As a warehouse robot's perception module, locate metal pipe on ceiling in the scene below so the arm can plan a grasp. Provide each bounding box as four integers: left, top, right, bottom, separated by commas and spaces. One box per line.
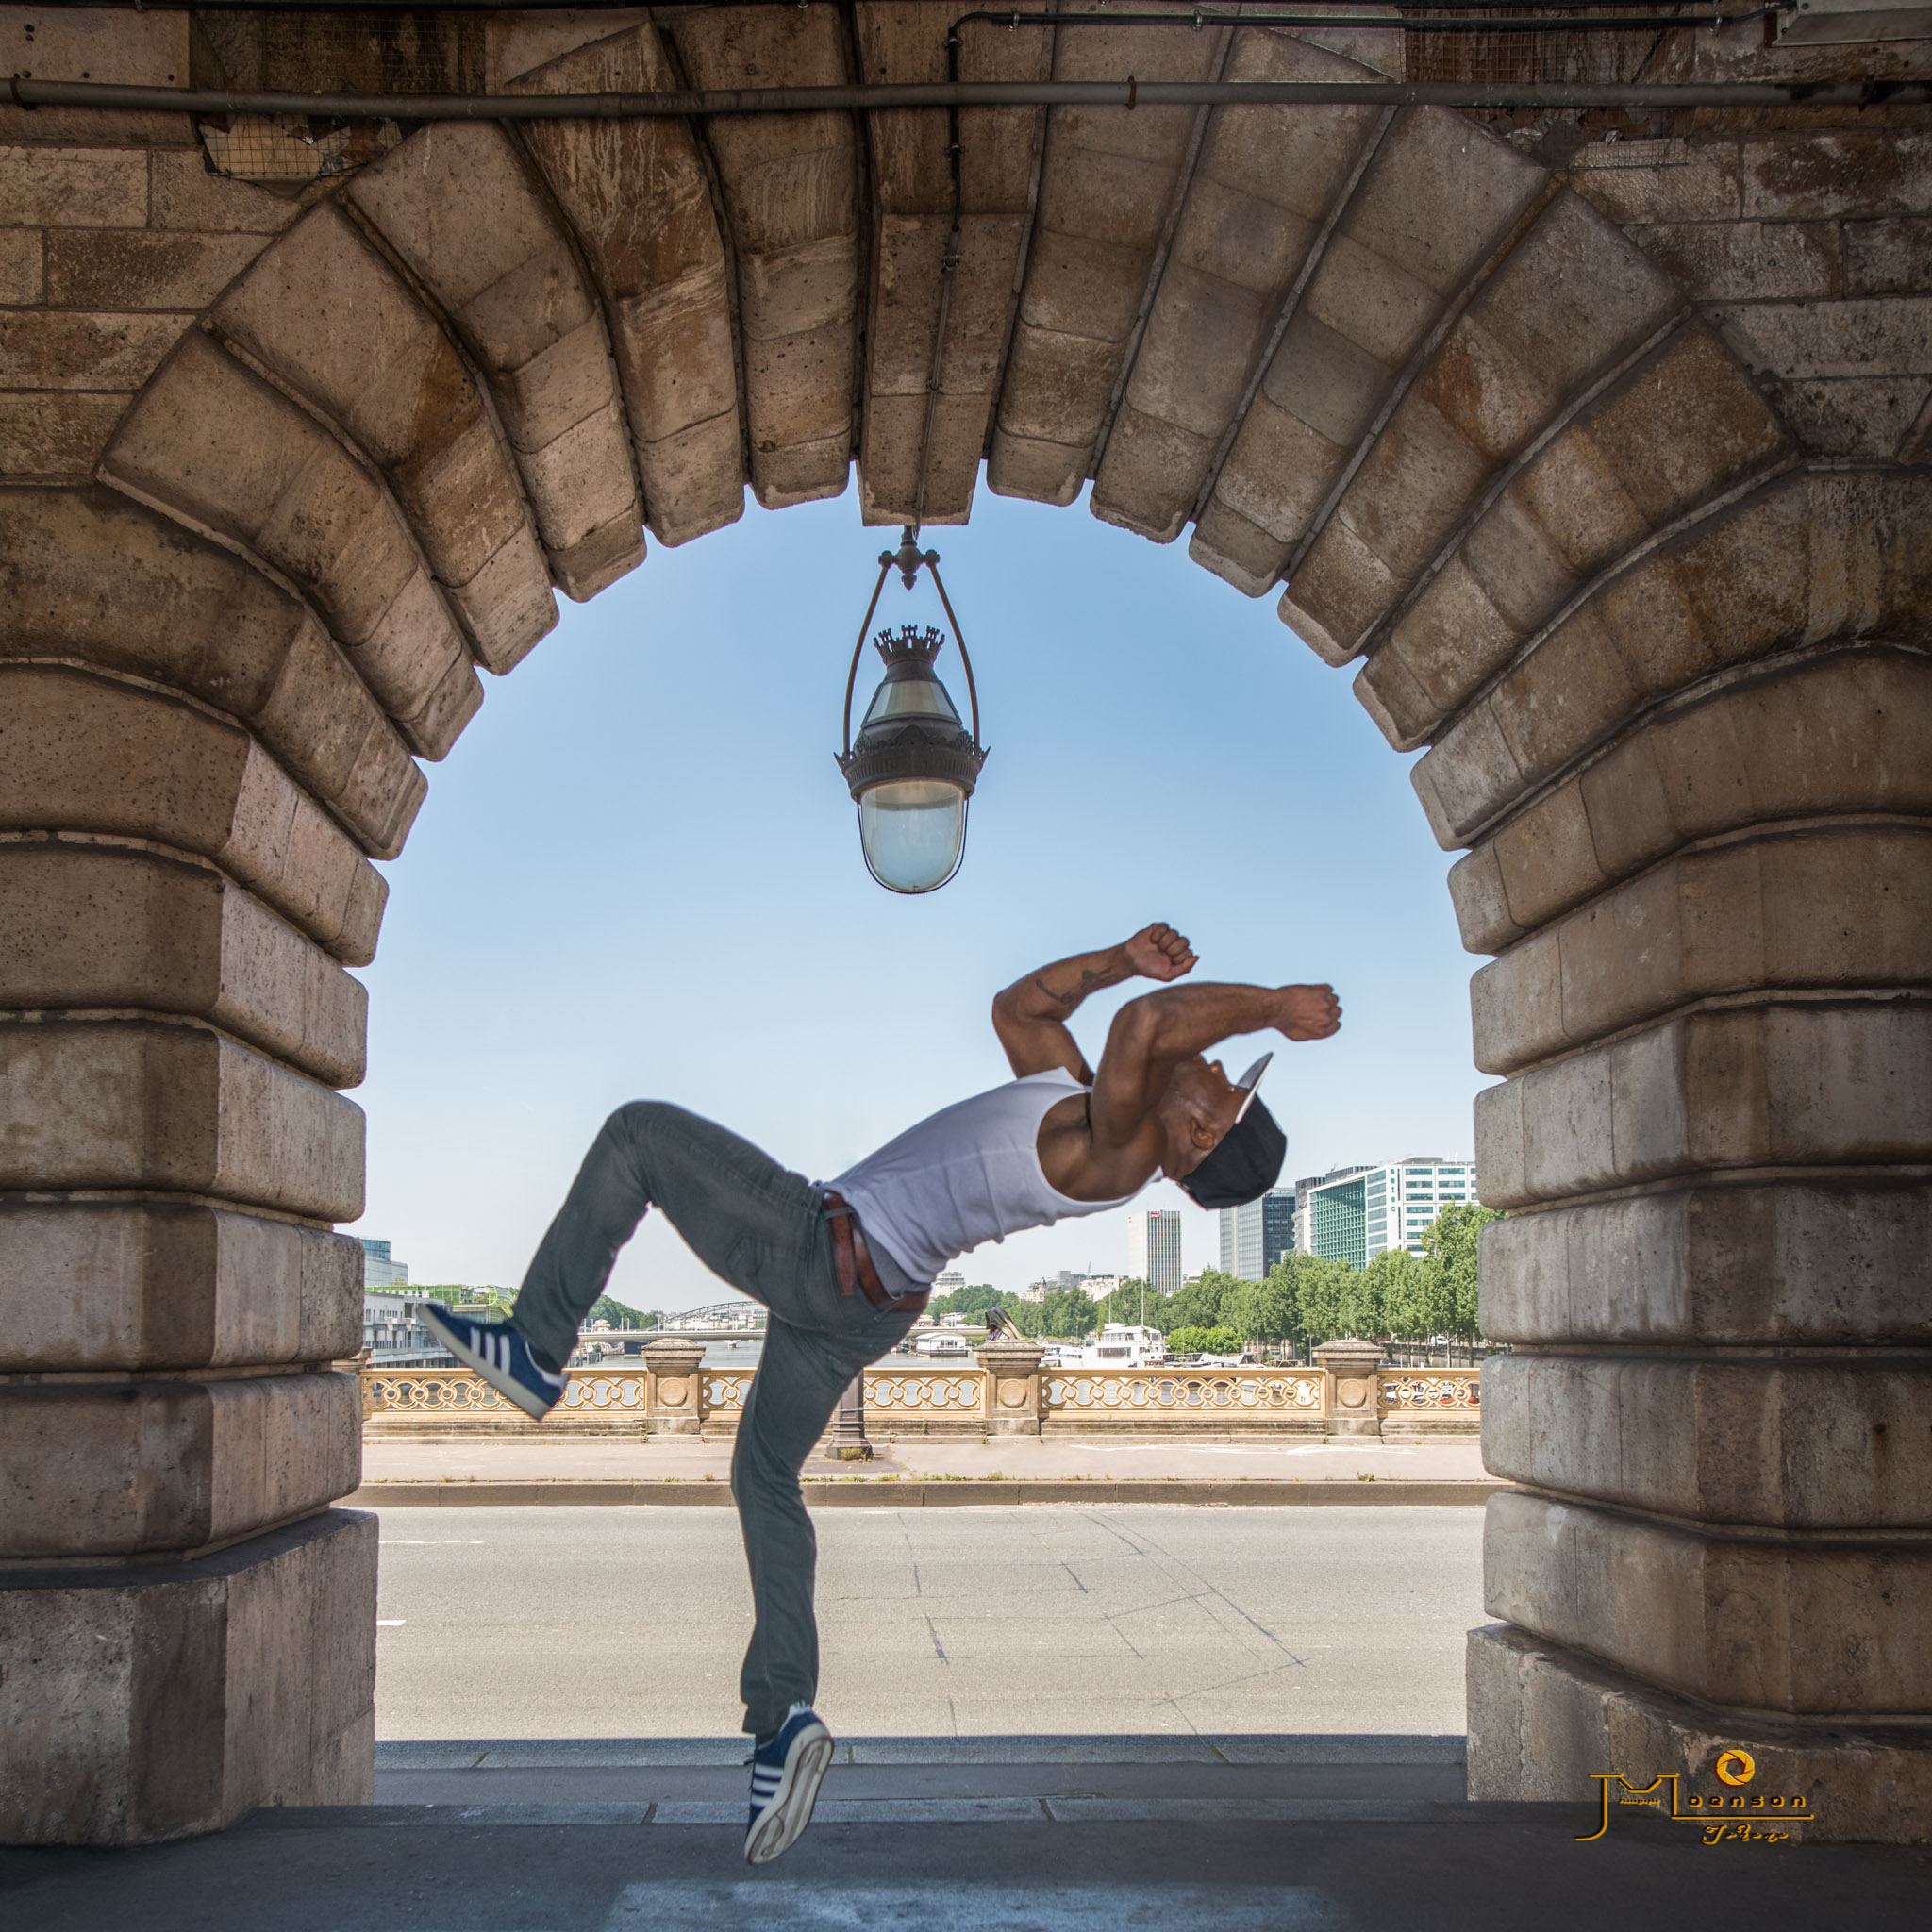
8, 75, 1927, 114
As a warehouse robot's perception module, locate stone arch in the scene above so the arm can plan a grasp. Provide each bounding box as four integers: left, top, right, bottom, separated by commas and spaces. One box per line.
2, 5, 1928, 1846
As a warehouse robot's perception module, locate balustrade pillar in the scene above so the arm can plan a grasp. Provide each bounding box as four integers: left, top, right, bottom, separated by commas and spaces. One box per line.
641, 1336, 708, 1438
976, 1336, 1047, 1437
1314, 1337, 1386, 1439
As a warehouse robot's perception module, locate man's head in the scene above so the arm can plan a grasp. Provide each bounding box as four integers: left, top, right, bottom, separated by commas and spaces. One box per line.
1156, 1057, 1245, 1181
1158, 1055, 1287, 1208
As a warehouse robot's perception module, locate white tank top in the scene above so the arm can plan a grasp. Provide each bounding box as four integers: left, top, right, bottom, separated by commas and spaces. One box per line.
827, 1070, 1139, 1285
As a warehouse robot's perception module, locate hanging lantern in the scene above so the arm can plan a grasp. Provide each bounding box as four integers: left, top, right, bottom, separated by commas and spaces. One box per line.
837, 528, 988, 894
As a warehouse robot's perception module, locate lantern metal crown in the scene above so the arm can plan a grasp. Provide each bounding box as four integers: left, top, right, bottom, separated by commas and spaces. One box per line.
836, 528, 988, 895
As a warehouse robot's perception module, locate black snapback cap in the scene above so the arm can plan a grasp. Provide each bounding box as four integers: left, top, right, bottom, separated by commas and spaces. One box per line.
1176, 1054, 1287, 1210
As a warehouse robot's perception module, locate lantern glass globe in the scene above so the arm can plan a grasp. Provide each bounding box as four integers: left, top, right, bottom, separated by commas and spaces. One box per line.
858, 780, 969, 893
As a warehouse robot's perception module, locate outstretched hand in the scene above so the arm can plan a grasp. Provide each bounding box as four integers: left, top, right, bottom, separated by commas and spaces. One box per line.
1122, 923, 1198, 983
1275, 984, 1342, 1041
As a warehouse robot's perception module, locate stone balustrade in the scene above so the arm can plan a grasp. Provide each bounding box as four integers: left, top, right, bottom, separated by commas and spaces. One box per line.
357, 1337, 1478, 1441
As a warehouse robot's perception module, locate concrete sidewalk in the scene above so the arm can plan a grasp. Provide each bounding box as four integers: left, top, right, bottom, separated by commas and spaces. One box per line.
355, 1435, 1502, 1507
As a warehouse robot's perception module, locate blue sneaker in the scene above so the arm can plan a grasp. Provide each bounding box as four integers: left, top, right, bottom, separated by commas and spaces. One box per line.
744, 1705, 834, 1865
420, 1304, 566, 1421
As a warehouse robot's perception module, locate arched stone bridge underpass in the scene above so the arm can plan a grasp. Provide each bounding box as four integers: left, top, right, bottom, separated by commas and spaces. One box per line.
1, 1, 1928, 1849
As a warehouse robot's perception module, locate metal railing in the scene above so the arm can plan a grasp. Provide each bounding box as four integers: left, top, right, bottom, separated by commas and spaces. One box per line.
359, 1356, 1481, 1434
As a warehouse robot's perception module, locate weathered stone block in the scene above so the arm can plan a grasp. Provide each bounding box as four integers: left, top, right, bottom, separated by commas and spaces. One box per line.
0, 842, 367, 1088
0, 308, 192, 392
0, 1199, 360, 1373
1418, 475, 1932, 844
1740, 130, 1932, 221
1845, 217, 1932, 298
1484, 1489, 1932, 1715
0, 144, 147, 227
1630, 219, 1840, 303
44, 227, 271, 311
0, 664, 389, 958
0, 390, 130, 478
0, 1017, 363, 1221
1483, 1353, 1932, 1530
1568, 136, 1741, 225
147, 149, 302, 236
0, 1372, 360, 1557
0, 225, 42, 304
1467, 1621, 1932, 1843
1447, 647, 1932, 948
1474, 1002, 1932, 1208
1471, 824, 1932, 1074
2, 490, 428, 855
1478, 1181, 1932, 1348
0, 1509, 375, 1843
1712, 295, 1932, 385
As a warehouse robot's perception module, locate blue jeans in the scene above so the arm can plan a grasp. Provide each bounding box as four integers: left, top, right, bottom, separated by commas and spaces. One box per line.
511, 1102, 924, 1736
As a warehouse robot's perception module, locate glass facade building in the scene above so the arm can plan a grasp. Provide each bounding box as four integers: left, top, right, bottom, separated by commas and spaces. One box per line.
1218, 1188, 1298, 1280
1297, 1160, 1476, 1266
359, 1237, 408, 1287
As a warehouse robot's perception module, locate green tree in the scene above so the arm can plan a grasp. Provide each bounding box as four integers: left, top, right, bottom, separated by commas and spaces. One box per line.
1039, 1287, 1098, 1338
1289, 1255, 1353, 1346
1094, 1278, 1156, 1327
1363, 1247, 1428, 1340
999, 1293, 1043, 1337
1418, 1202, 1504, 1341
931, 1282, 1002, 1319
1168, 1324, 1242, 1357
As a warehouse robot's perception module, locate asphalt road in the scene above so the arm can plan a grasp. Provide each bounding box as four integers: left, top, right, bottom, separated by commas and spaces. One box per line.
375, 1504, 1484, 1741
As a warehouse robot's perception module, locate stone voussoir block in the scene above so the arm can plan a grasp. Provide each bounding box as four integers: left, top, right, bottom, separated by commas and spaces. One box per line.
1363, 323, 1790, 751
0, 1016, 364, 1223
1477, 1180, 1932, 1348
508, 25, 746, 547
0, 1371, 361, 1558
0, 1199, 360, 1373
1483, 1487, 1932, 1716
345, 122, 645, 575
1466, 1620, 1932, 1843
103, 337, 476, 753
1446, 645, 1932, 951
0, 491, 426, 857
0, 1508, 375, 1844
1474, 999, 1932, 1209
1415, 471, 1932, 846
0, 841, 367, 1089
0, 665, 389, 962
211, 201, 558, 673
1482, 1352, 1932, 1531
1470, 823, 1932, 1074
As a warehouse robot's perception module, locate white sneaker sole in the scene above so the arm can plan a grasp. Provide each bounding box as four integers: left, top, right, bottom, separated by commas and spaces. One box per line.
421, 1308, 560, 1422
744, 1727, 834, 1866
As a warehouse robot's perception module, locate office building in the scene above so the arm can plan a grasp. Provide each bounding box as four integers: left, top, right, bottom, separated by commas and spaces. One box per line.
933, 1270, 967, 1302
1218, 1188, 1297, 1280
360, 1237, 408, 1287
1296, 1159, 1477, 1268
361, 1288, 450, 1363
1126, 1209, 1183, 1296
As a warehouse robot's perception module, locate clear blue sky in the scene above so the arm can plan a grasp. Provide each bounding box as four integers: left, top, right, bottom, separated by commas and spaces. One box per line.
347, 478, 1490, 1312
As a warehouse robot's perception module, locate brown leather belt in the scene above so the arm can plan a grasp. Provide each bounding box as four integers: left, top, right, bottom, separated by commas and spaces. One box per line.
824, 1191, 929, 1315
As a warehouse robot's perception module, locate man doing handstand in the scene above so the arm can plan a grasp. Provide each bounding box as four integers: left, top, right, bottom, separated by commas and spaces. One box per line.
424, 925, 1341, 1864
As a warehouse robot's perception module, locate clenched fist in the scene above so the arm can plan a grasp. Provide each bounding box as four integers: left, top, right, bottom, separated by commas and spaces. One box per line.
1122, 923, 1198, 983
1274, 984, 1342, 1041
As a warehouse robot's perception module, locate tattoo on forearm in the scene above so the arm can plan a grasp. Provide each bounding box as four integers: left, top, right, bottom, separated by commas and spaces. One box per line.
1034, 966, 1109, 1009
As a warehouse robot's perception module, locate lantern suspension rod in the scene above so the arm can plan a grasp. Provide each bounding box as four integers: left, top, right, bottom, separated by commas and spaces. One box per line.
10, 74, 1929, 116
924, 560, 982, 753
841, 556, 896, 763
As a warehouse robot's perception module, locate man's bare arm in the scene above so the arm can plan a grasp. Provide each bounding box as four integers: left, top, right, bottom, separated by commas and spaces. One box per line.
991, 924, 1198, 1079
1079, 981, 1343, 1184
